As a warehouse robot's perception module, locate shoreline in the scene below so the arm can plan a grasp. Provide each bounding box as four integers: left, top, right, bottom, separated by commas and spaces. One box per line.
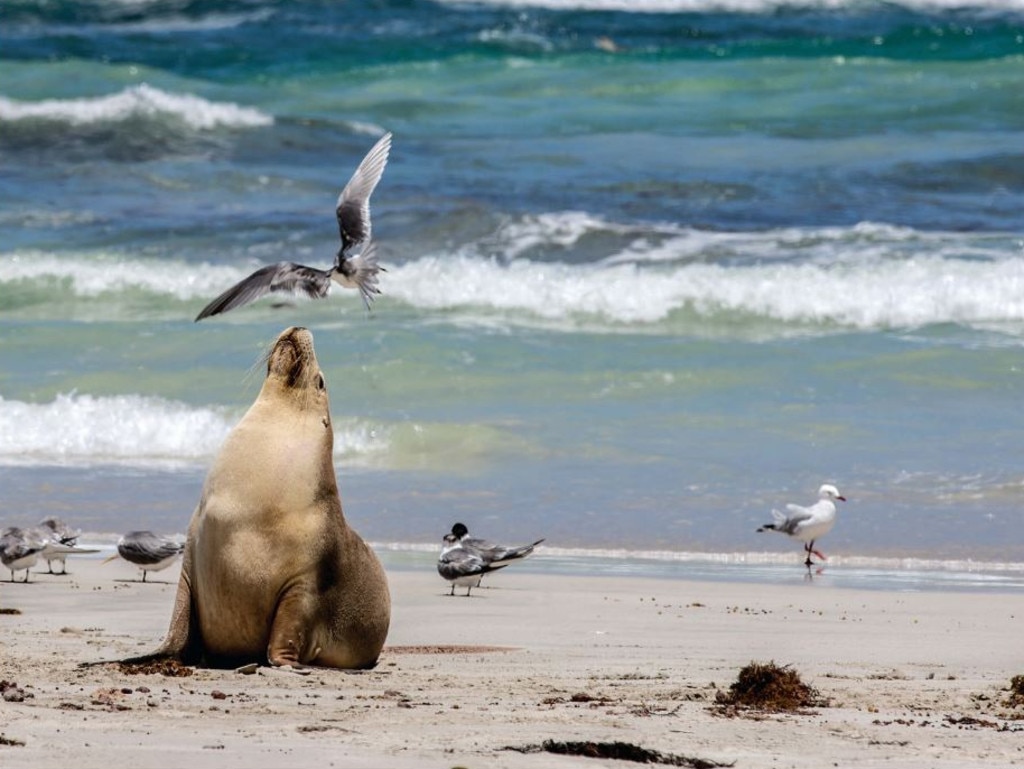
2, 558, 1022, 768
41, 542, 1024, 596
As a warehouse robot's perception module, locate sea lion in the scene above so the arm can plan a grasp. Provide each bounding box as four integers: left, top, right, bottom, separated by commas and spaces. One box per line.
131, 326, 390, 669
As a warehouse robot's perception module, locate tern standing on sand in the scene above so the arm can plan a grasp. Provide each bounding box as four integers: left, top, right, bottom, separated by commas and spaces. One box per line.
437, 533, 507, 597
1, 527, 46, 583
195, 132, 392, 319
450, 522, 544, 586
37, 516, 99, 574
757, 484, 846, 567
105, 531, 184, 582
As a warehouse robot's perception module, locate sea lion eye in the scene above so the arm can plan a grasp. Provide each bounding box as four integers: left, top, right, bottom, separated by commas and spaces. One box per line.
317, 374, 326, 391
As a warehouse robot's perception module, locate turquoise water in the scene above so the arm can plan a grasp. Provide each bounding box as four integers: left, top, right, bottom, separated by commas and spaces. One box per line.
3, 0, 1024, 584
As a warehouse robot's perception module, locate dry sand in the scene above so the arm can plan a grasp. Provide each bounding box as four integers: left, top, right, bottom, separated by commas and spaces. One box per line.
1, 556, 1022, 768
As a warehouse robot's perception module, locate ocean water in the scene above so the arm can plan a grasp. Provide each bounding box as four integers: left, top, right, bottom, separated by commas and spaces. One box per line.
3, 0, 1024, 589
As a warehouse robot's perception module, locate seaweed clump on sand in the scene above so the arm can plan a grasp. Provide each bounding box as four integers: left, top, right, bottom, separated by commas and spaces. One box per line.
118, 658, 194, 677
506, 740, 733, 768
713, 661, 826, 717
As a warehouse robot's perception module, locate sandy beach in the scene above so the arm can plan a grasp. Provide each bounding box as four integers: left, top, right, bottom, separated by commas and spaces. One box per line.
1, 557, 1021, 769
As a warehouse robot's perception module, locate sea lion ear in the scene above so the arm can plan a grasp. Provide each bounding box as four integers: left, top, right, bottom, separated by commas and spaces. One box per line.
317, 373, 326, 391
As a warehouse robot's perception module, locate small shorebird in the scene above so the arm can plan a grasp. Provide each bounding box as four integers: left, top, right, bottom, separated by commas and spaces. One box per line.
757, 484, 846, 567
437, 533, 507, 597
104, 530, 184, 582
37, 517, 98, 574
195, 132, 391, 320
451, 521, 544, 566
1, 527, 46, 583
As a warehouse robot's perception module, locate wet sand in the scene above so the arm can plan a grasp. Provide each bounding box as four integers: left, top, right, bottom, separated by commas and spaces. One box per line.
1, 557, 1022, 768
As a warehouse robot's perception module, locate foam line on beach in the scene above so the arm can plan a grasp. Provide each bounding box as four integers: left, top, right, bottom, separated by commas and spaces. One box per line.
27, 539, 1024, 593
369, 541, 1024, 575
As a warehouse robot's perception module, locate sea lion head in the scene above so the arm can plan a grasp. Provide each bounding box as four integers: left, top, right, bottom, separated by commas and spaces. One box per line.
262, 327, 330, 414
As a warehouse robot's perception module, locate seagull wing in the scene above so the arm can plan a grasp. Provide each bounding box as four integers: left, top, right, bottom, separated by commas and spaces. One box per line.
335, 132, 392, 257
779, 504, 816, 534
195, 262, 332, 321
461, 535, 497, 552
38, 517, 79, 545
437, 547, 486, 581
437, 546, 508, 581
118, 532, 183, 565
463, 538, 546, 565
1, 529, 45, 561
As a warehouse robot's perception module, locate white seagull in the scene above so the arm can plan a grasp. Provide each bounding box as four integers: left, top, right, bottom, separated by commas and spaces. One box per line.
103, 530, 184, 582
1, 527, 46, 583
757, 484, 846, 567
437, 533, 507, 597
195, 131, 392, 320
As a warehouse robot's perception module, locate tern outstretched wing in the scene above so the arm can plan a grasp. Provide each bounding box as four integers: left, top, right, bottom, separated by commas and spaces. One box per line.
195, 262, 332, 321
335, 132, 392, 257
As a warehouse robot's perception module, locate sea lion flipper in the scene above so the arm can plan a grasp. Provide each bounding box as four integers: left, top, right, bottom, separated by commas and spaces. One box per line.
107, 557, 199, 666
79, 522, 199, 669
156, 556, 198, 659
266, 584, 314, 668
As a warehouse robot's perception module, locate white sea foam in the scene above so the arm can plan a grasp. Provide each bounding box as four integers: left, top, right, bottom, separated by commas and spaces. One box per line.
477, 27, 557, 52
387, 244, 1024, 331
0, 84, 272, 130
345, 120, 390, 137
48, 540, 1024, 589
99, 9, 275, 33
0, 393, 388, 468
486, 210, 642, 259
369, 542, 1024, 591
0, 393, 233, 468
528, 547, 1024, 574
7, 221, 1024, 335
0, 251, 246, 300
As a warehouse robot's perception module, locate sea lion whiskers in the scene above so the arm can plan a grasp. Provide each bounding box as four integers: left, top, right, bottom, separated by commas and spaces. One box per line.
242, 343, 277, 391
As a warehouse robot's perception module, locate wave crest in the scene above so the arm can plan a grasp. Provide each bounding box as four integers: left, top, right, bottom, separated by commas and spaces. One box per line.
0, 393, 386, 469
7, 219, 1024, 338
386, 219, 1024, 332
0, 84, 272, 130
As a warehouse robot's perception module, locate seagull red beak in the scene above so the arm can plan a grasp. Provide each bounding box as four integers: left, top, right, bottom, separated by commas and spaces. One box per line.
837, 495, 847, 502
